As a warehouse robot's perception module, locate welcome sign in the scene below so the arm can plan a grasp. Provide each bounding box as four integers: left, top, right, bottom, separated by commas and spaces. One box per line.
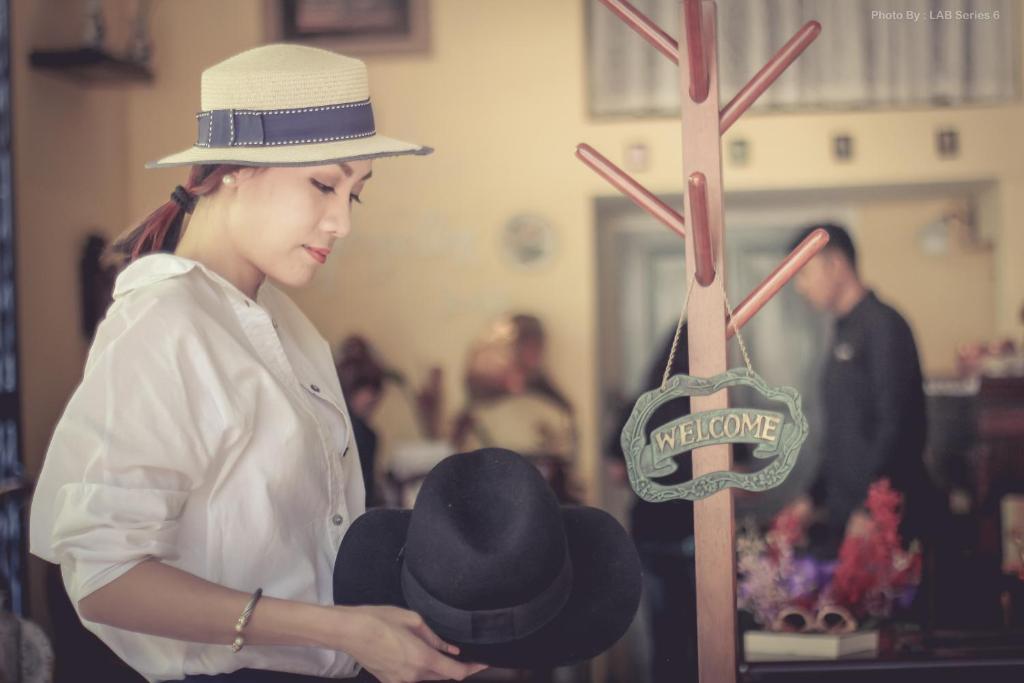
651, 409, 784, 460
621, 368, 808, 501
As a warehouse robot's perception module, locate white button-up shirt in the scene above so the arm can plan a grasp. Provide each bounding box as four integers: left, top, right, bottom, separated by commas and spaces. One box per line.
29, 254, 365, 682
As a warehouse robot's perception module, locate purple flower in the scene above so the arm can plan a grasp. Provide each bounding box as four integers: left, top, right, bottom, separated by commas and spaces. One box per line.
785, 556, 820, 597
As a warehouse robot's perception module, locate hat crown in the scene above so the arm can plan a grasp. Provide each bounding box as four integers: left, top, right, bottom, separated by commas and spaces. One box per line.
149, 43, 430, 167
405, 449, 568, 611
200, 43, 369, 111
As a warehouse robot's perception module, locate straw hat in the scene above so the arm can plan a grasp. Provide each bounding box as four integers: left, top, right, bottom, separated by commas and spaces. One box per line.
147, 43, 431, 168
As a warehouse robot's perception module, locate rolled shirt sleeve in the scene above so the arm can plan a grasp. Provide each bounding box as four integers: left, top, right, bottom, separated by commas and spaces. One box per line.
32, 293, 234, 605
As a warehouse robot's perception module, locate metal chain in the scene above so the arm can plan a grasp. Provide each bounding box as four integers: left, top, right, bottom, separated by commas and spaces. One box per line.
722, 280, 754, 374
660, 271, 756, 391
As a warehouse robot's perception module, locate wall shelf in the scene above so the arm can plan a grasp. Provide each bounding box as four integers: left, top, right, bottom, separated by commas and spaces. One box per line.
29, 47, 152, 84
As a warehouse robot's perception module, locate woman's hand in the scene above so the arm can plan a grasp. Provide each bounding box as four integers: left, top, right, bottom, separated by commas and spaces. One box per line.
329, 605, 487, 682
777, 495, 814, 529
844, 509, 874, 539
72, 560, 485, 681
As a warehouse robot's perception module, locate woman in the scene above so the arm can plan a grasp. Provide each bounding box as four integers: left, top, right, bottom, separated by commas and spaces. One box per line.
29, 44, 486, 683
453, 315, 579, 504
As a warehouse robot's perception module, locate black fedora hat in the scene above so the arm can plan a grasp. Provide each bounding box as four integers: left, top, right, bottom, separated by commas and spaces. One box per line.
333, 448, 642, 669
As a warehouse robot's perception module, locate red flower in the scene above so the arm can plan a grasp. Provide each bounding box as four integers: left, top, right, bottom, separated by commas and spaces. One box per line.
828, 478, 917, 617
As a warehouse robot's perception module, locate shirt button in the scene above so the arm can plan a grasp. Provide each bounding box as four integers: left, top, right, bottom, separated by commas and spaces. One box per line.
310, 384, 320, 393
332, 514, 344, 526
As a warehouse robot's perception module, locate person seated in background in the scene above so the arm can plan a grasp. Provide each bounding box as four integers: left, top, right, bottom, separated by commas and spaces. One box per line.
781, 223, 944, 561
453, 314, 580, 503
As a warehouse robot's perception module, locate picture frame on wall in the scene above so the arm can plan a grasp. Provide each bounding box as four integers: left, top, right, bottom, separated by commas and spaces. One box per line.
266, 0, 430, 55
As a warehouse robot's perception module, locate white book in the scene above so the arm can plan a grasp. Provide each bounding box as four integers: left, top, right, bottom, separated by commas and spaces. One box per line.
1002, 494, 1024, 575
744, 629, 880, 661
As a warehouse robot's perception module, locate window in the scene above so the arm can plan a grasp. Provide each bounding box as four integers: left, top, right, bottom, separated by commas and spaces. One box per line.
588, 0, 1020, 117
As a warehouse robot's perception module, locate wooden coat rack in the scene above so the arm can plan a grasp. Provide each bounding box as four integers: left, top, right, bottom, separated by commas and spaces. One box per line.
579, 2, 827, 681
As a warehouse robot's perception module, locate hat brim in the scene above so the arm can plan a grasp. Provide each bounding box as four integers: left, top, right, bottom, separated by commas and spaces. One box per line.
145, 134, 432, 169
333, 505, 642, 670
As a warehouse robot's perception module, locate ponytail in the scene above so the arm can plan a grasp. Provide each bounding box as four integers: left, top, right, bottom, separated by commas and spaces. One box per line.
108, 164, 243, 269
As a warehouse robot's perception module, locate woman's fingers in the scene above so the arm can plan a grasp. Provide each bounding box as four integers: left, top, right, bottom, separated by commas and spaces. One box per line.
411, 618, 460, 655
423, 650, 487, 681
357, 606, 487, 681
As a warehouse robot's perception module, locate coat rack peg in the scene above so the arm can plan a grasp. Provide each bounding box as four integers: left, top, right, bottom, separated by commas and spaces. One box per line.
688, 172, 715, 286
598, 0, 679, 64
726, 228, 830, 339
576, 143, 686, 238
684, 0, 710, 103
719, 21, 821, 133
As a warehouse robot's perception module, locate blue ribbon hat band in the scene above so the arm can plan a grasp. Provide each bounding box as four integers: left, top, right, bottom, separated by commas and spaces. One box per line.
196, 99, 376, 148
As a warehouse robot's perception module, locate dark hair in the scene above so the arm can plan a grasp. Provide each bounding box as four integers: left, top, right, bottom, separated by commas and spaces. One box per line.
336, 336, 384, 396
510, 314, 575, 413
790, 222, 857, 271
107, 164, 245, 268
510, 314, 544, 346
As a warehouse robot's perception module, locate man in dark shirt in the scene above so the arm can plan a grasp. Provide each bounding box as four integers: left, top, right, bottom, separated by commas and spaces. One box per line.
788, 223, 935, 555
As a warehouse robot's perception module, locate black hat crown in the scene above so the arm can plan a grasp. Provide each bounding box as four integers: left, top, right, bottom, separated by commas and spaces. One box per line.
403, 449, 572, 643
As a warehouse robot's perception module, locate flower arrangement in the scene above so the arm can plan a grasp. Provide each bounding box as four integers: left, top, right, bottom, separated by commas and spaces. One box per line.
738, 478, 922, 631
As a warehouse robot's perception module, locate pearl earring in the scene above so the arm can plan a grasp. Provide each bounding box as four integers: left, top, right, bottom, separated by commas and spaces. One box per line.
222, 174, 236, 185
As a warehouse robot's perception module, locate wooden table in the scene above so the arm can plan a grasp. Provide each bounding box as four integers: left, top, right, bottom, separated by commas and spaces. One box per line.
739, 628, 1024, 683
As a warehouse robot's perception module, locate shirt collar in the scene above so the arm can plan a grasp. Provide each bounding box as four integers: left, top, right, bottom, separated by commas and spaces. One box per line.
835, 289, 877, 327
113, 253, 267, 305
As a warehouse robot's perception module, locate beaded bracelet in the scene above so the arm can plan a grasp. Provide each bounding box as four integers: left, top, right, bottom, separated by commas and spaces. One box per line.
230, 588, 263, 653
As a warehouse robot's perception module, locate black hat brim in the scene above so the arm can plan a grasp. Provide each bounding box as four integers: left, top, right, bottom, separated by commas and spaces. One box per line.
333, 505, 641, 669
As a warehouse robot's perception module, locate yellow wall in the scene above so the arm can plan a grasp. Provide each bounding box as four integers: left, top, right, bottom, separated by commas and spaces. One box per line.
857, 195, 996, 377
14, 0, 1024, 625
